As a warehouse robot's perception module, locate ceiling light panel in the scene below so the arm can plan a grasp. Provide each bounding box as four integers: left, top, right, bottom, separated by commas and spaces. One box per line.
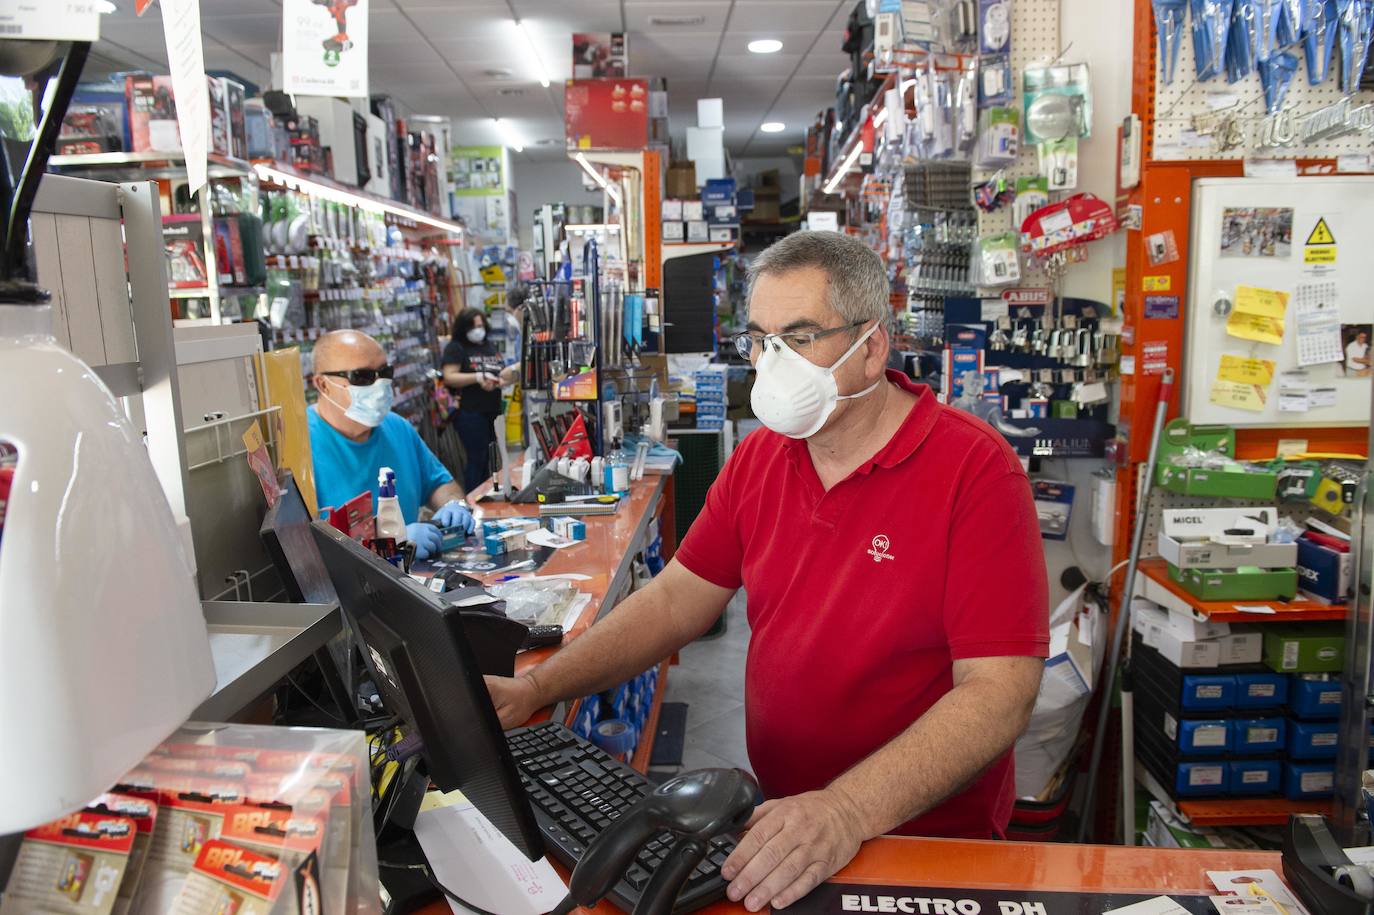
747, 38, 783, 53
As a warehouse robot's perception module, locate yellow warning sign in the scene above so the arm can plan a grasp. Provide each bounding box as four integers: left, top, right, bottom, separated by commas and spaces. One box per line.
1306, 217, 1335, 246
1305, 246, 1338, 265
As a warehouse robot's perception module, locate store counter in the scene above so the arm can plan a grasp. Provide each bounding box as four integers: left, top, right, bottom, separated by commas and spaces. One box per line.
465, 471, 672, 680
416, 837, 1282, 914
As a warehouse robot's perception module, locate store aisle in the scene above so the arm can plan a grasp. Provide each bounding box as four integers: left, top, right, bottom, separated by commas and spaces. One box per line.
661, 591, 752, 774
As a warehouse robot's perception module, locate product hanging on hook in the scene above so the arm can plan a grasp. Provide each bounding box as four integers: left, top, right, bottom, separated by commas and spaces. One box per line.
1337, 0, 1374, 92
1192, 0, 1235, 80
1154, 0, 1189, 83
1258, 49, 1300, 111
1227, 0, 1261, 81
1257, 0, 1285, 59
1303, 0, 1339, 83
1278, 0, 1307, 43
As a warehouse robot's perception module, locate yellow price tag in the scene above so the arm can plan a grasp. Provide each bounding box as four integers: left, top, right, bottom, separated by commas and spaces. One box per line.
1226, 311, 1285, 345
1233, 285, 1289, 318
1209, 379, 1268, 412
1143, 275, 1171, 292
1217, 354, 1276, 386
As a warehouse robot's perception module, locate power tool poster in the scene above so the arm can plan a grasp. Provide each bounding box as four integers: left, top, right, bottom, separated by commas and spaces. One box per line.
282, 0, 369, 98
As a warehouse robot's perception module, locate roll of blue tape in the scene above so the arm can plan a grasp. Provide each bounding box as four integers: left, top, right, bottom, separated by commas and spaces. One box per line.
593, 719, 637, 757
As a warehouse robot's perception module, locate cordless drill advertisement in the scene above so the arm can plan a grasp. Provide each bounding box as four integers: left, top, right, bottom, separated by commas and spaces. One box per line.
282, 0, 369, 98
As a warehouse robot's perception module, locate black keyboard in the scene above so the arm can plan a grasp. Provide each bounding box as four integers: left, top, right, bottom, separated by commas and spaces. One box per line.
506, 721, 736, 914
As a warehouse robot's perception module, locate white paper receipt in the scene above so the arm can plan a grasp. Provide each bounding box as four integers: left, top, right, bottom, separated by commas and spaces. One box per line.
1209, 896, 1285, 914
1102, 896, 1191, 915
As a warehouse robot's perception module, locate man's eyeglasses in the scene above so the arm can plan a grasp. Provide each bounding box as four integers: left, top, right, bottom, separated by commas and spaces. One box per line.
318, 365, 395, 386
730, 321, 868, 360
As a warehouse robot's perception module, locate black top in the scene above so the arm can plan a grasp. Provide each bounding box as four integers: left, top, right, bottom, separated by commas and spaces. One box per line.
442, 338, 505, 416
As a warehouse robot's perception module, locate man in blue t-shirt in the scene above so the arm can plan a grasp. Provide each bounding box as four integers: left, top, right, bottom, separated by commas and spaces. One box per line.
307, 330, 474, 559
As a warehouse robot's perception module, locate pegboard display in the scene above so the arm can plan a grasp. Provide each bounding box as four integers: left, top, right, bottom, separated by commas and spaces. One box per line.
1150, 22, 1374, 160
1137, 485, 1332, 560
975, 0, 1061, 287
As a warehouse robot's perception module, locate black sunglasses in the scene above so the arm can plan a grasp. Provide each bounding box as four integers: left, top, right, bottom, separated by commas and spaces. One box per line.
319, 365, 395, 386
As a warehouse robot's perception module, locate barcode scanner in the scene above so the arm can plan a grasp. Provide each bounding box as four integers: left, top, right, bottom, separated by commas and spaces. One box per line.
569, 768, 759, 915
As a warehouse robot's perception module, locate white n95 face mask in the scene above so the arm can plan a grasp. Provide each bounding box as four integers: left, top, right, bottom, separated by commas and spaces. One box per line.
750, 321, 881, 439
466, 327, 487, 344
323, 378, 394, 428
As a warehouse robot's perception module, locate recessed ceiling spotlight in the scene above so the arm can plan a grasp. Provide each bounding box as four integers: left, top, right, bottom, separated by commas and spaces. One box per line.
760, 121, 786, 133
748, 39, 783, 54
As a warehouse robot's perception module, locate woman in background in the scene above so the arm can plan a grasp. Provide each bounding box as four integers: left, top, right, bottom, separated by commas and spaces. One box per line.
441, 308, 518, 492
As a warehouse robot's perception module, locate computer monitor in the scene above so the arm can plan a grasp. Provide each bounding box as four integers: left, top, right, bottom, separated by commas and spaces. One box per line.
308, 519, 545, 860
260, 472, 338, 605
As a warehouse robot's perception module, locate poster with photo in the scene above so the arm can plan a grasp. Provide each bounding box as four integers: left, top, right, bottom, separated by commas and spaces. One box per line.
572, 33, 627, 79
1219, 207, 1293, 258
1343, 324, 1372, 377
450, 146, 505, 196
282, 0, 369, 98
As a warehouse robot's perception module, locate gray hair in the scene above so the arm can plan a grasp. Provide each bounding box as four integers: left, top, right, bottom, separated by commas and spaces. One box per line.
746, 230, 890, 325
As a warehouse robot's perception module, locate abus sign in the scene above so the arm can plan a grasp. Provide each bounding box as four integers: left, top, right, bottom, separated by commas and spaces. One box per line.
1001, 288, 1052, 308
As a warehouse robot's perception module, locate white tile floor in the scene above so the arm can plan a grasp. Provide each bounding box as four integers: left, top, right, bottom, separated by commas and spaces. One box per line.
655, 592, 753, 775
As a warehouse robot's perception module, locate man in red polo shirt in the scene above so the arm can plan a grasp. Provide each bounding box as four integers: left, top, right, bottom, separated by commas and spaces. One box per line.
486, 231, 1048, 911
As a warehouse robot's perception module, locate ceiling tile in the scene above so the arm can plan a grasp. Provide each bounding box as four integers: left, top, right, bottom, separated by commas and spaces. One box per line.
622, 1, 732, 33
199, 16, 279, 46
201, 0, 287, 14
711, 51, 801, 80
728, 2, 843, 33
369, 7, 427, 44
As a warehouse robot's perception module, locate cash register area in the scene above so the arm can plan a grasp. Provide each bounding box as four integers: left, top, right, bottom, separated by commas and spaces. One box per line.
6, 1, 1374, 915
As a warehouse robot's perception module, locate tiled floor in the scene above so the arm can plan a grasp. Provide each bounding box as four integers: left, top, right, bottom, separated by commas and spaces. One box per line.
654, 591, 753, 775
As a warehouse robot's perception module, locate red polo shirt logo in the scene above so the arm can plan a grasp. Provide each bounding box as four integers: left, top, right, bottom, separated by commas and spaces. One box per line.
867, 534, 893, 562
676, 370, 1049, 839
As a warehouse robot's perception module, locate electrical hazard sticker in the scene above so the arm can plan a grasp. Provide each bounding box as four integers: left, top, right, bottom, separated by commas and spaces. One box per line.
1304, 217, 1337, 267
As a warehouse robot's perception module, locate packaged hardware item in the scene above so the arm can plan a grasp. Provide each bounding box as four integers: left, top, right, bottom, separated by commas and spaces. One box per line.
1039, 136, 1078, 190
1192, 0, 1235, 80
1304, 0, 1339, 83
168, 840, 287, 915
0, 810, 136, 915
1258, 50, 1298, 113
979, 52, 1014, 107
1154, 0, 1189, 83
975, 107, 1019, 167
973, 232, 1022, 287
1022, 61, 1092, 144
86, 794, 159, 915
979, 0, 1012, 52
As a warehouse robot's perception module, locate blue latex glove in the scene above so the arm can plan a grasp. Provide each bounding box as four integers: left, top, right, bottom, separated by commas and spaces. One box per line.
406, 522, 443, 560
432, 500, 476, 533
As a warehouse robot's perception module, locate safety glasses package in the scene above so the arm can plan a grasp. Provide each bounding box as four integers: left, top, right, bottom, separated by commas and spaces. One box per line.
1304, 0, 1339, 83
1154, 0, 1189, 83
1227, 0, 1260, 81
1258, 49, 1299, 112
1193, 0, 1235, 80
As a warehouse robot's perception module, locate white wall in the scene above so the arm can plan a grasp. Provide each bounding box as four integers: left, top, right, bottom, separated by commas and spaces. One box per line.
733, 156, 801, 201
508, 158, 607, 251
1041, 0, 1135, 606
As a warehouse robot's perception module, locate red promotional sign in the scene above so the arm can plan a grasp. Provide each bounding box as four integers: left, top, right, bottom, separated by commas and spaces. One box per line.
565, 79, 649, 150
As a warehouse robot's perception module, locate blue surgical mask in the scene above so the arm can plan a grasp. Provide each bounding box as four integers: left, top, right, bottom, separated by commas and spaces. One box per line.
324, 378, 393, 428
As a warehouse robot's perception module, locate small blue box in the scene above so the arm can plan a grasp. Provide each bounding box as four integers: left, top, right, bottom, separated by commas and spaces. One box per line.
482, 532, 507, 556
1290, 677, 1342, 719
1229, 760, 1282, 795
701, 178, 737, 204
1173, 761, 1229, 796
1297, 536, 1349, 603
1181, 675, 1235, 711
1284, 761, 1334, 799
1288, 719, 1340, 759
1175, 718, 1231, 755
1234, 672, 1288, 709
1230, 717, 1285, 755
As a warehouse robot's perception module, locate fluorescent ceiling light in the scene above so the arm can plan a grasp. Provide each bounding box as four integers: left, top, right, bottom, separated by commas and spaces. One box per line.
760, 121, 786, 133
748, 39, 783, 54
493, 117, 524, 152
823, 142, 864, 195
514, 20, 552, 88
252, 163, 464, 235
574, 153, 622, 206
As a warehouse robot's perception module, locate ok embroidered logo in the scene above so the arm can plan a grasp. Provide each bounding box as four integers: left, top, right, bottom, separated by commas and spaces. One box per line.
867, 534, 894, 563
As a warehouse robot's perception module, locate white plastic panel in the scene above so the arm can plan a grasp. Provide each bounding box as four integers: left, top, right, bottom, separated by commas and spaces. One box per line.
1183, 175, 1374, 427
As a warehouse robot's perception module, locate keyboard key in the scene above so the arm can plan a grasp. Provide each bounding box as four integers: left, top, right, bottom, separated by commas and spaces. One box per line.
579, 760, 608, 778
624, 866, 651, 890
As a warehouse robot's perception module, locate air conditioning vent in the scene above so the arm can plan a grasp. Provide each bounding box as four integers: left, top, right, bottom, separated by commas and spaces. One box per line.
648, 14, 706, 26
498, 88, 526, 96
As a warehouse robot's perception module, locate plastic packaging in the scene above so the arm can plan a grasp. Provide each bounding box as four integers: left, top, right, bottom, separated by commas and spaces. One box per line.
1040, 136, 1079, 189
979, 52, 1014, 107
1023, 62, 1092, 143
1192, 0, 1236, 80
1279, 0, 1307, 42
1338, 0, 1374, 92
980, 0, 1012, 52
975, 107, 1020, 167
973, 232, 1023, 286
929, 58, 956, 159
1258, 0, 1285, 58
375, 467, 406, 545
488, 577, 583, 626
1228, 0, 1261, 80
953, 55, 979, 159
1259, 50, 1300, 112
1154, 0, 1189, 83
1304, 0, 1339, 83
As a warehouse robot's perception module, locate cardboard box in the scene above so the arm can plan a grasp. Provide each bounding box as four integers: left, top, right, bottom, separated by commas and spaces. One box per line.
708, 226, 737, 243
682, 199, 705, 221
1220, 630, 1264, 665
686, 220, 709, 242
1133, 600, 1230, 641
662, 198, 684, 220
1149, 626, 1222, 669
1167, 564, 1298, 602
564, 78, 649, 150
1263, 623, 1346, 673
1159, 532, 1298, 570
1296, 536, 1352, 604
707, 203, 738, 224
666, 162, 696, 198
662, 221, 684, 241
701, 177, 736, 204
1154, 420, 1278, 499
1146, 801, 1230, 849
